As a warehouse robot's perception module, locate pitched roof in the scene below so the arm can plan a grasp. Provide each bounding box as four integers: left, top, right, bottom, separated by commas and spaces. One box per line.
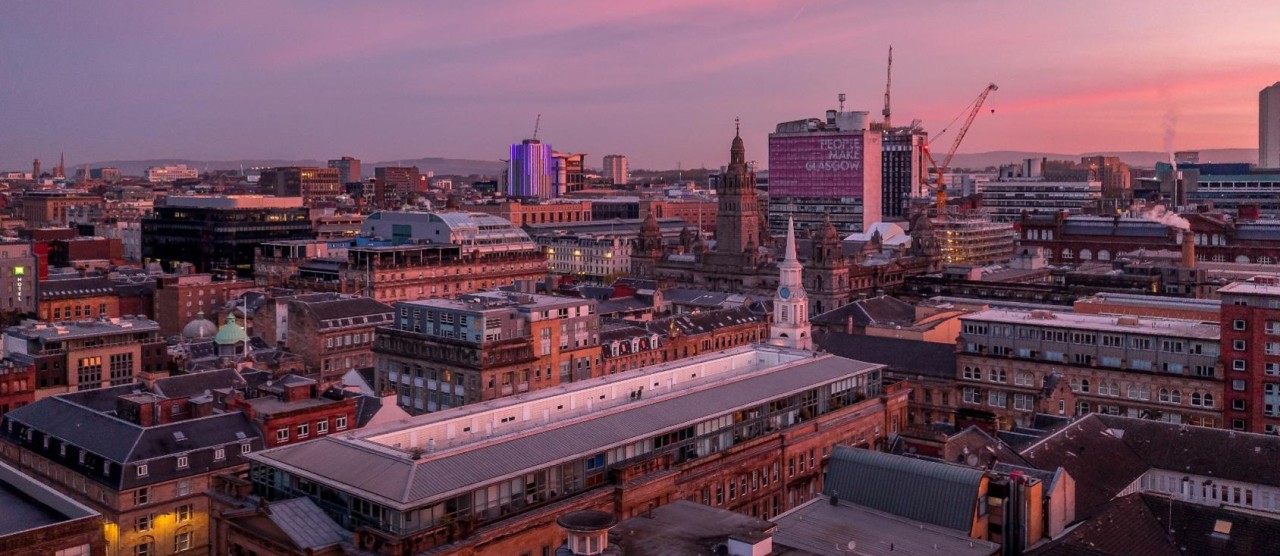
644, 305, 764, 336
1019, 414, 1152, 519
1095, 414, 1280, 489
151, 369, 245, 399
773, 496, 999, 556
822, 446, 985, 532
813, 331, 956, 380
811, 295, 917, 327
38, 277, 116, 300
265, 497, 351, 551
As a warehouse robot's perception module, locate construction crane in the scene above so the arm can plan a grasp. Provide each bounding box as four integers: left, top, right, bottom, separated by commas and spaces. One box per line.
921, 82, 998, 214
532, 114, 542, 140
882, 46, 892, 127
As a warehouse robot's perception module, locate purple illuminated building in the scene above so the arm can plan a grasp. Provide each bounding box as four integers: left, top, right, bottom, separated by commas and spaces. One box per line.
767, 110, 882, 236
507, 139, 556, 199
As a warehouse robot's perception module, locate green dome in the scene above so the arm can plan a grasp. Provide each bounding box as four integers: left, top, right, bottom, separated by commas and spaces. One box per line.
214, 313, 248, 346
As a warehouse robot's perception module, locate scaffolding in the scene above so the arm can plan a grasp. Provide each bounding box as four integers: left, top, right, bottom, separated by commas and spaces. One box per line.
933, 208, 1016, 265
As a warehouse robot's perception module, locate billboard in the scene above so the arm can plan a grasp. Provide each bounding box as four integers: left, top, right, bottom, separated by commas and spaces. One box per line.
767, 133, 865, 199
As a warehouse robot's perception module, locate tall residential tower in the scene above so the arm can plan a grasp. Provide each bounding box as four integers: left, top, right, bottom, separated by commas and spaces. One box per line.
1261, 82, 1280, 168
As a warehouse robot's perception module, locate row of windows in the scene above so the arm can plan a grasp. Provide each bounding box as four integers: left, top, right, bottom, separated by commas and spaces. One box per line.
275, 415, 349, 443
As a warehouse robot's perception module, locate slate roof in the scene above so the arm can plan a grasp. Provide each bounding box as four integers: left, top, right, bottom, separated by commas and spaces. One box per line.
662, 288, 755, 309
1094, 414, 1280, 488
822, 446, 984, 533
1029, 493, 1280, 556
773, 497, 1000, 556
39, 277, 116, 300
290, 293, 393, 329
811, 295, 917, 327
151, 369, 245, 399
813, 331, 956, 380
644, 305, 764, 336
1019, 414, 1158, 519
265, 497, 351, 551
249, 353, 884, 510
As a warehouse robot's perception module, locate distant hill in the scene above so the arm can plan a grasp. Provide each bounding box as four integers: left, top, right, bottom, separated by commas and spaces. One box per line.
82, 157, 504, 179
949, 148, 1258, 170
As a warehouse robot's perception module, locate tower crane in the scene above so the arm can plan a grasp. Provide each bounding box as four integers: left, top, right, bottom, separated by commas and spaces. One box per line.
921, 82, 998, 215
533, 114, 542, 140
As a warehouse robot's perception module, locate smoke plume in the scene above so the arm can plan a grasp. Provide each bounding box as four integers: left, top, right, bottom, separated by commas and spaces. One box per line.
1139, 204, 1190, 231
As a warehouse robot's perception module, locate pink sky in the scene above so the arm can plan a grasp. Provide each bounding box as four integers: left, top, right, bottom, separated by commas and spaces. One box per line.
1, 1, 1277, 170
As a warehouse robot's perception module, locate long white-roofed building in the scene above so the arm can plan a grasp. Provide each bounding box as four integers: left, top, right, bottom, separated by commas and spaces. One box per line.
230, 344, 907, 555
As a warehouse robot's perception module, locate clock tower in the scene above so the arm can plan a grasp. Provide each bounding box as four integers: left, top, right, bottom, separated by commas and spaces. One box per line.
770, 216, 812, 350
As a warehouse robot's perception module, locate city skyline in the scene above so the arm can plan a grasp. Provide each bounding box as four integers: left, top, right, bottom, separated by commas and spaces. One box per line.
2, 1, 1277, 170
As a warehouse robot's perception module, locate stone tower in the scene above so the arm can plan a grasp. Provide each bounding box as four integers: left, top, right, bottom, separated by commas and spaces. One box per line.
714, 121, 761, 261
806, 214, 850, 316
770, 217, 812, 350
631, 211, 664, 276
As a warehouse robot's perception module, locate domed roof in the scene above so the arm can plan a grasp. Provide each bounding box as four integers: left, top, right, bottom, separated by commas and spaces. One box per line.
214, 313, 248, 346
182, 311, 218, 340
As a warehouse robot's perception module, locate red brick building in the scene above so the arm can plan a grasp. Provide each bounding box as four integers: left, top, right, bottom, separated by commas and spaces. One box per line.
1018, 211, 1280, 265
0, 359, 34, 416
600, 305, 768, 375
153, 273, 255, 337
1219, 281, 1280, 434
38, 276, 121, 322
223, 374, 358, 449
253, 293, 392, 383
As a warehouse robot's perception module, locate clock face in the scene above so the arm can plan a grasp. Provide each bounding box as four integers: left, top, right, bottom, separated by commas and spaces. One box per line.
779, 287, 790, 299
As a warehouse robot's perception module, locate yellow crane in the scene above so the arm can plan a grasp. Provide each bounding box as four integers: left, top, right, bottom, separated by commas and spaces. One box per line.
922, 82, 998, 215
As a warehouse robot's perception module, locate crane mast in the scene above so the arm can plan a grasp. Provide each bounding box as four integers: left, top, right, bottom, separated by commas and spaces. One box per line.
882, 46, 892, 127
924, 82, 998, 215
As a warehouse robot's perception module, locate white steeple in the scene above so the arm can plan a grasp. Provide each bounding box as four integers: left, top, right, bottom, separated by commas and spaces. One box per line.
770, 217, 812, 350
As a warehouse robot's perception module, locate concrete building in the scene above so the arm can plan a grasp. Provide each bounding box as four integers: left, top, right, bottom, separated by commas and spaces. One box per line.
539, 231, 633, 283
553, 151, 586, 195
956, 308, 1222, 429
768, 109, 883, 235
142, 195, 314, 277
4, 316, 167, 398
1153, 160, 1280, 213
374, 291, 601, 413
258, 167, 343, 206
373, 166, 421, 209
881, 124, 927, 220
359, 211, 535, 252
145, 164, 198, 183
253, 239, 351, 287
0, 241, 36, 318
508, 139, 555, 199
327, 156, 361, 185
1262, 82, 1280, 168
236, 344, 905, 554
23, 190, 104, 227
91, 166, 122, 182
0, 460, 105, 555
982, 159, 1102, 222
467, 198, 592, 227
1218, 280, 1280, 434
602, 154, 628, 185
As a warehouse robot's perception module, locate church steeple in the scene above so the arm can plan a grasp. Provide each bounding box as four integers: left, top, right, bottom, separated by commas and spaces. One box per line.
770, 217, 812, 350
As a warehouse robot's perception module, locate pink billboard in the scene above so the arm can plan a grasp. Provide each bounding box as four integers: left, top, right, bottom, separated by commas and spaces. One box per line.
767, 133, 865, 199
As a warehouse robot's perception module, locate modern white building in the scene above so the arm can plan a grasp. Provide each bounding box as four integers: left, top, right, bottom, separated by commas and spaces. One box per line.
145, 164, 199, 183
1262, 82, 1280, 168
603, 154, 628, 185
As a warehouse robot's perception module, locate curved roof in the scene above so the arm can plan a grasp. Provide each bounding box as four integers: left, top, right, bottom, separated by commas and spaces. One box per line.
182, 312, 218, 339
214, 313, 248, 345
823, 446, 985, 532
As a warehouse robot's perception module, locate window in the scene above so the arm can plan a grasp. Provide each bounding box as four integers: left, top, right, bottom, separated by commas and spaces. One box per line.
336, 415, 348, 430
296, 423, 309, 439
1233, 380, 1247, 392
176, 456, 188, 470
317, 420, 329, 435
54, 545, 91, 556
214, 448, 225, 461
1234, 319, 1248, 331
963, 387, 982, 404
1234, 339, 1247, 351
240, 443, 252, 455
276, 428, 289, 442
135, 513, 154, 532
132, 540, 154, 556
962, 366, 980, 380
1015, 372, 1034, 387
1233, 399, 1247, 411
133, 488, 149, 505
136, 464, 149, 477
988, 369, 1007, 383
1014, 394, 1034, 411
988, 390, 1007, 408
1234, 360, 1247, 372
174, 531, 192, 552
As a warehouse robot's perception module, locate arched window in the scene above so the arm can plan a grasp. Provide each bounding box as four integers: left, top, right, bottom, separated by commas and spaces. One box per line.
1159, 388, 1170, 402
1080, 249, 1093, 261
1098, 250, 1110, 261
1191, 392, 1202, 406
1236, 255, 1251, 264
1062, 248, 1074, 260
1170, 389, 1182, 404
1081, 378, 1091, 393
1203, 393, 1215, 407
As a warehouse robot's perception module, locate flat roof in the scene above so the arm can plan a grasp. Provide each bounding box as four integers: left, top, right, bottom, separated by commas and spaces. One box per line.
7, 316, 159, 341
248, 347, 883, 510
1219, 281, 1280, 297
963, 308, 1220, 339
772, 497, 998, 556
164, 195, 304, 209
0, 461, 98, 537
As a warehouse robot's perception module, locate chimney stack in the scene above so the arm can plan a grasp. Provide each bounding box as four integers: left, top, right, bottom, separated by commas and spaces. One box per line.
1180, 230, 1195, 268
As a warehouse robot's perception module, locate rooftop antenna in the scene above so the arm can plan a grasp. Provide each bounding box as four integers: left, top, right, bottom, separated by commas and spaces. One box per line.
533, 114, 542, 140
883, 45, 893, 127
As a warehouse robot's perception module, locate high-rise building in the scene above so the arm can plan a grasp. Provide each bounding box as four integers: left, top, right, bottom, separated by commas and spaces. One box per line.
507, 139, 555, 199
374, 166, 421, 209
768, 109, 883, 235
327, 156, 362, 184
881, 126, 927, 219
258, 166, 343, 205
142, 195, 314, 277
602, 154, 628, 185
1261, 83, 1280, 168
1218, 280, 1280, 434
553, 152, 586, 195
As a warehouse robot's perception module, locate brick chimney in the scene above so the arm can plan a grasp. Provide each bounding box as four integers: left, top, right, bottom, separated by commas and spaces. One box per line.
1180, 230, 1195, 268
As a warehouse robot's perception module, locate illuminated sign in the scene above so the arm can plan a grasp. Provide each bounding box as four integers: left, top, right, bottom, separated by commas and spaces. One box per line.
768, 133, 865, 199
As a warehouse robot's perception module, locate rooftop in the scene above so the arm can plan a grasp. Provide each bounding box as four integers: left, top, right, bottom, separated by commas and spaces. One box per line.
248, 346, 882, 510
163, 195, 305, 209
962, 308, 1220, 340
822, 447, 986, 533
611, 500, 774, 556
1219, 280, 1280, 297
773, 496, 999, 556
6, 315, 160, 342
0, 461, 99, 538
